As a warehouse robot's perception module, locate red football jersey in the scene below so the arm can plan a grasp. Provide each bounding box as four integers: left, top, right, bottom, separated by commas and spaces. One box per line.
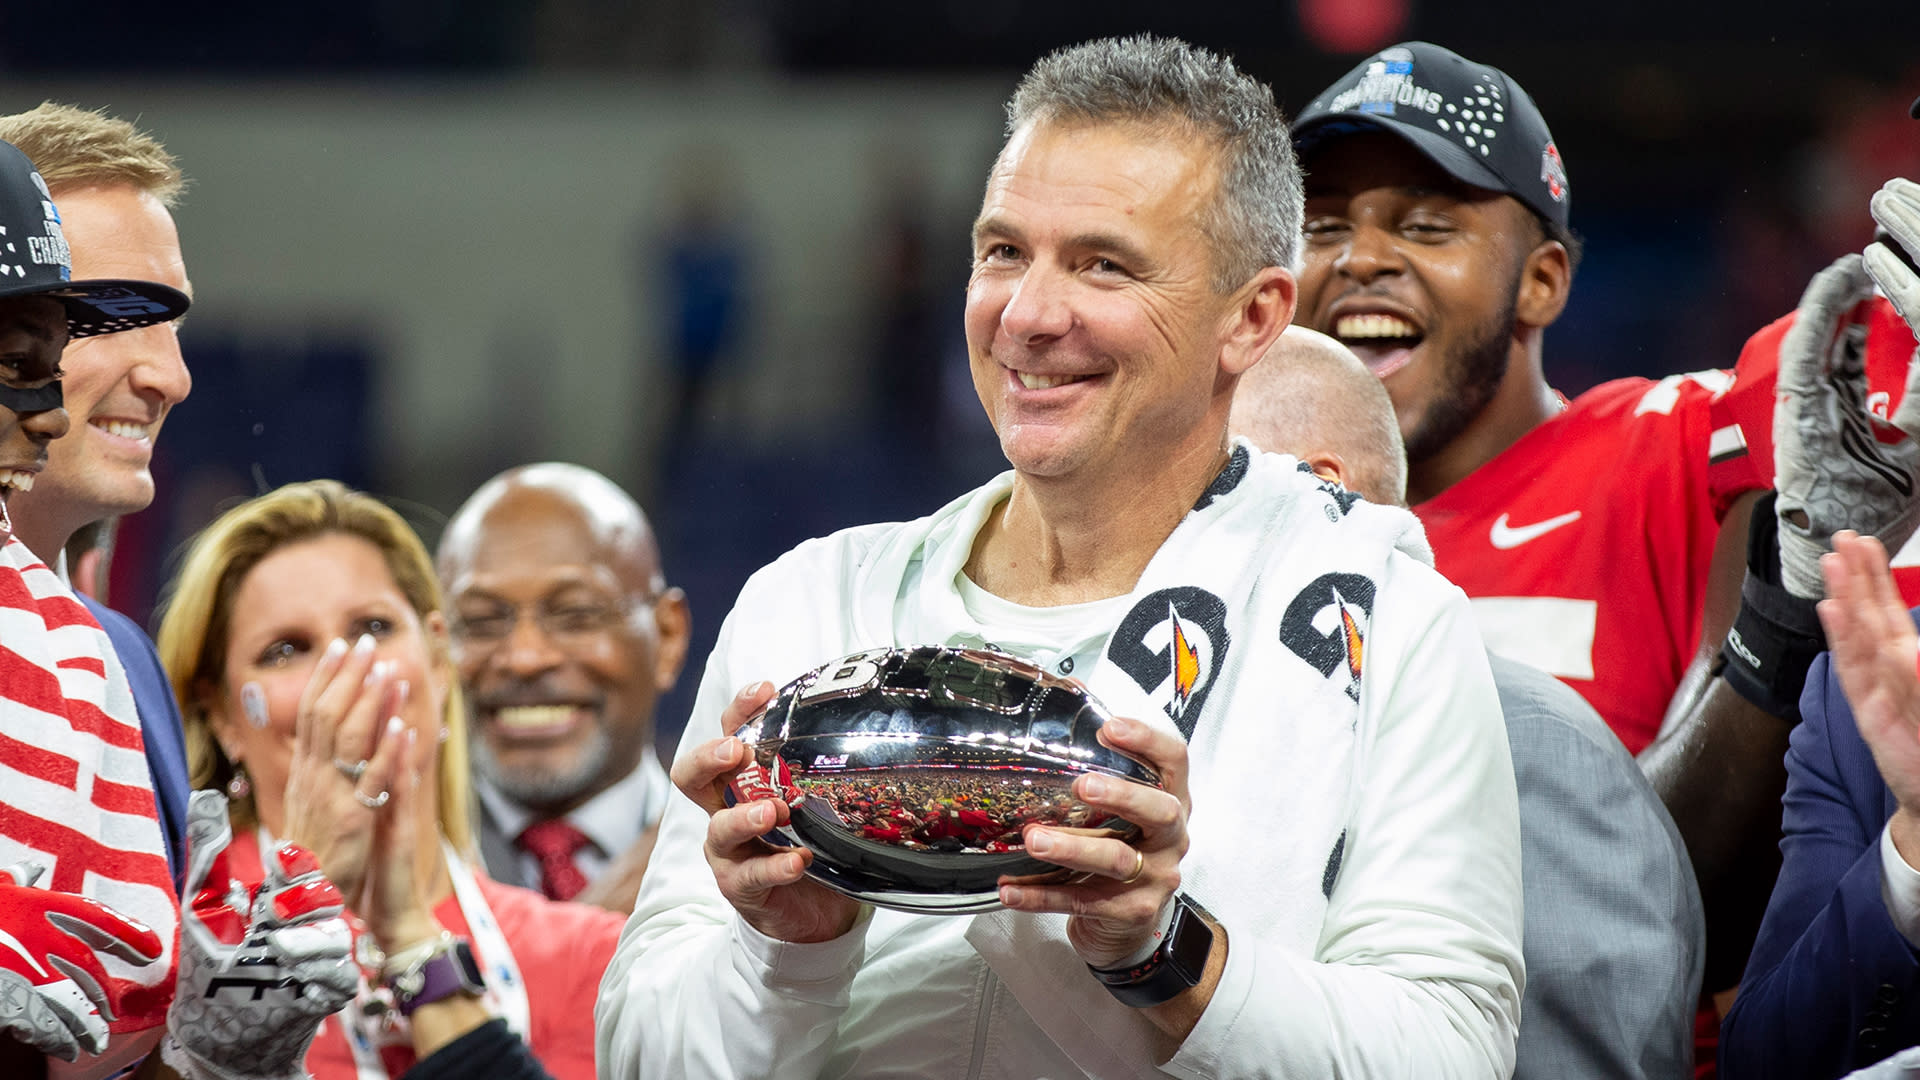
1416, 374, 1763, 753
1721, 295, 1920, 603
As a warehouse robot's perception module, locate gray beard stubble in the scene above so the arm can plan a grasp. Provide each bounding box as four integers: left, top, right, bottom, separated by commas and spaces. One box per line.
473, 722, 612, 810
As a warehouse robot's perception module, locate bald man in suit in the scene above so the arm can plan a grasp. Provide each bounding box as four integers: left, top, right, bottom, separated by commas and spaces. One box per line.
1232, 326, 1703, 1080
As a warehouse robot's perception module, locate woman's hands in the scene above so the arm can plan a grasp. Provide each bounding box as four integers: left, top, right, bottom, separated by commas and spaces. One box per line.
356, 716, 442, 952
280, 634, 412, 905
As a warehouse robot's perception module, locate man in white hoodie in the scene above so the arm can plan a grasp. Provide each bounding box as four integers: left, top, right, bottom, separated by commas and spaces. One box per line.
597, 35, 1525, 1079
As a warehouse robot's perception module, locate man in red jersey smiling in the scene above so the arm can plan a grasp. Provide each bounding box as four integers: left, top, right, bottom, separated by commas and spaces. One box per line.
1291, 43, 1920, 1053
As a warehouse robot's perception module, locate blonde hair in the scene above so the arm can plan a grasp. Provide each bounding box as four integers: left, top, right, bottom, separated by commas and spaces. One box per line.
155, 480, 474, 852
0, 102, 185, 206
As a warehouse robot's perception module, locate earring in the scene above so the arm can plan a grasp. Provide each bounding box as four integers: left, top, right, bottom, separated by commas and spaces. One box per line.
226, 765, 251, 800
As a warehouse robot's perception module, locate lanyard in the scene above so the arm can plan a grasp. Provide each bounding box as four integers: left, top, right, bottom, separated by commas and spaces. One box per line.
322, 839, 530, 1079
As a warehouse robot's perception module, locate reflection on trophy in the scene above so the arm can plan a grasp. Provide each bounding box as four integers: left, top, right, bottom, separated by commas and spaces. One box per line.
728, 645, 1161, 914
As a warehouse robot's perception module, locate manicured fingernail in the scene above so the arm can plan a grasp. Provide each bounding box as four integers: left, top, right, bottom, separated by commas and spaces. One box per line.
353, 634, 376, 655
438, 725, 451, 744
1027, 830, 1053, 855
386, 715, 404, 738
240, 681, 269, 729
737, 682, 767, 701
324, 638, 349, 662
395, 679, 410, 705
749, 804, 770, 828
1000, 885, 1024, 906
1082, 776, 1108, 800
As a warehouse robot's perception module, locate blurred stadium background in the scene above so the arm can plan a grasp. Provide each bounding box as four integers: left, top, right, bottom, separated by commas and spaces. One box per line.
4, 0, 1916, 745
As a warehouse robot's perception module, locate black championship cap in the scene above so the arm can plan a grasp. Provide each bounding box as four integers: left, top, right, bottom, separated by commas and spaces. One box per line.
1292, 42, 1570, 232
0, 138, 189, 337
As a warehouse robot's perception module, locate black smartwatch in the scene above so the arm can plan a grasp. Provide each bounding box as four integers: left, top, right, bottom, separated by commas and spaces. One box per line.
1088, 893, 1215, 1008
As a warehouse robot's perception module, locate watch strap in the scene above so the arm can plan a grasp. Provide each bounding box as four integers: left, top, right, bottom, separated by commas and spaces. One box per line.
389, 937, 484, 1016
1087, 893, 1212, 1009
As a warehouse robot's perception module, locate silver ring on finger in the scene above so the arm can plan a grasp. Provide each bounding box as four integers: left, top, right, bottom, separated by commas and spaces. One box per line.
353, 788, 390, 810
333, 757, 369, 781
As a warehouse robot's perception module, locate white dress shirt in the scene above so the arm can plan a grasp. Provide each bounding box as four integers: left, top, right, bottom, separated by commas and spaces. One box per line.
477, 750, 670, 891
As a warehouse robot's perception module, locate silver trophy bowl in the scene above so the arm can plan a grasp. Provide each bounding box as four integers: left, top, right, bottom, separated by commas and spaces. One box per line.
727, 645, 1160, 914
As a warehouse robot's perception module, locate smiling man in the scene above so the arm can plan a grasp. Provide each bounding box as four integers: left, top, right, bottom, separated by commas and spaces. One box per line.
598, 36, 1523, 1080
0, 104, 197, 891
1290, 43, 1766, 760
438, 462, 690, 912
1289, 44, 1857, 1039
0, 105, 192, 575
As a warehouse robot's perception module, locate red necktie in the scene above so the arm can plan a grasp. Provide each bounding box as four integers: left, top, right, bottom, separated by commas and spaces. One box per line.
517, 818, 591, 901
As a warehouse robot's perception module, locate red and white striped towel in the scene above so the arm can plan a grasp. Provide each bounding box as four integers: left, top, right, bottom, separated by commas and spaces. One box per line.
0, 535, 177, 1040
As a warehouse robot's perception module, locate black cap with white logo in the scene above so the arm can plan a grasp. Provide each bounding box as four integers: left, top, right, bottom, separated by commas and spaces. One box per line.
1292, 42, 1570, 232
0, 138, 189, 338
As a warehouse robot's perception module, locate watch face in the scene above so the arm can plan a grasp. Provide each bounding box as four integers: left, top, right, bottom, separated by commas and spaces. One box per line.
452, 941, 486, 991
1167, 900, 1214, 982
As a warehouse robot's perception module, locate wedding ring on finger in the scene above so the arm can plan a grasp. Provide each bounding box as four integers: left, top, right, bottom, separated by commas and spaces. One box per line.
333, 757, 369, 781
1119, 847, 1146, 885
353, 788, 390, 810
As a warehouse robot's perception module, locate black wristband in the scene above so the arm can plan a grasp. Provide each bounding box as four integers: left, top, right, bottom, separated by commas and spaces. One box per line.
1718, 491, 1827, 723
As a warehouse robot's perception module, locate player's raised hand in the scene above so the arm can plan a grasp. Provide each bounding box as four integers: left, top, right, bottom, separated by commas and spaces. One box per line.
1773, 252, 1920, 598
164, 789, 357, 1080
670, 681, 867, 945
1866, 177, 1920, 326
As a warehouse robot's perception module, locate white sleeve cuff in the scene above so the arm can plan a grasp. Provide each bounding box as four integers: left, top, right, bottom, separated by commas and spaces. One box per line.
1877, 823, 1920, 948
728, 905, 873, 1003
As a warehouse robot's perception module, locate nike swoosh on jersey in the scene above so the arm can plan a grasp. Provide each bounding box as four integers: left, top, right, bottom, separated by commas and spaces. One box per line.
1489, 510, 1583, 549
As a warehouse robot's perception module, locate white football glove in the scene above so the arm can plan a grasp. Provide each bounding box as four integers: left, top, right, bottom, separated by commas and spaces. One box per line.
1866, 176, 1920, 349
1774, 216, 1920, 598
162, 790, 358, 1080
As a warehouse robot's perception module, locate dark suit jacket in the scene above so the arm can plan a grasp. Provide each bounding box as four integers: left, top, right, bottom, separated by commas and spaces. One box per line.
1720, 641, 1920, 1078
83, 595, 189, 891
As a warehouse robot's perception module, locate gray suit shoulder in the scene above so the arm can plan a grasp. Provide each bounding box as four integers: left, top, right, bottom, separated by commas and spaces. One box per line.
1487, 653, 1704, 1080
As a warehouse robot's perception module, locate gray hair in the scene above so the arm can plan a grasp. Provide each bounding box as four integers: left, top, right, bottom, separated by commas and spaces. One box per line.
1005, 35, 1302, 292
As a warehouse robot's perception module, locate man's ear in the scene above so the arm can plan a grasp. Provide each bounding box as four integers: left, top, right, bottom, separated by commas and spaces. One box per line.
1301, 449, 1348, 488
1516, 235, 1571, 330
651, 587, 692, 692
1221, 267, 1298, 377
